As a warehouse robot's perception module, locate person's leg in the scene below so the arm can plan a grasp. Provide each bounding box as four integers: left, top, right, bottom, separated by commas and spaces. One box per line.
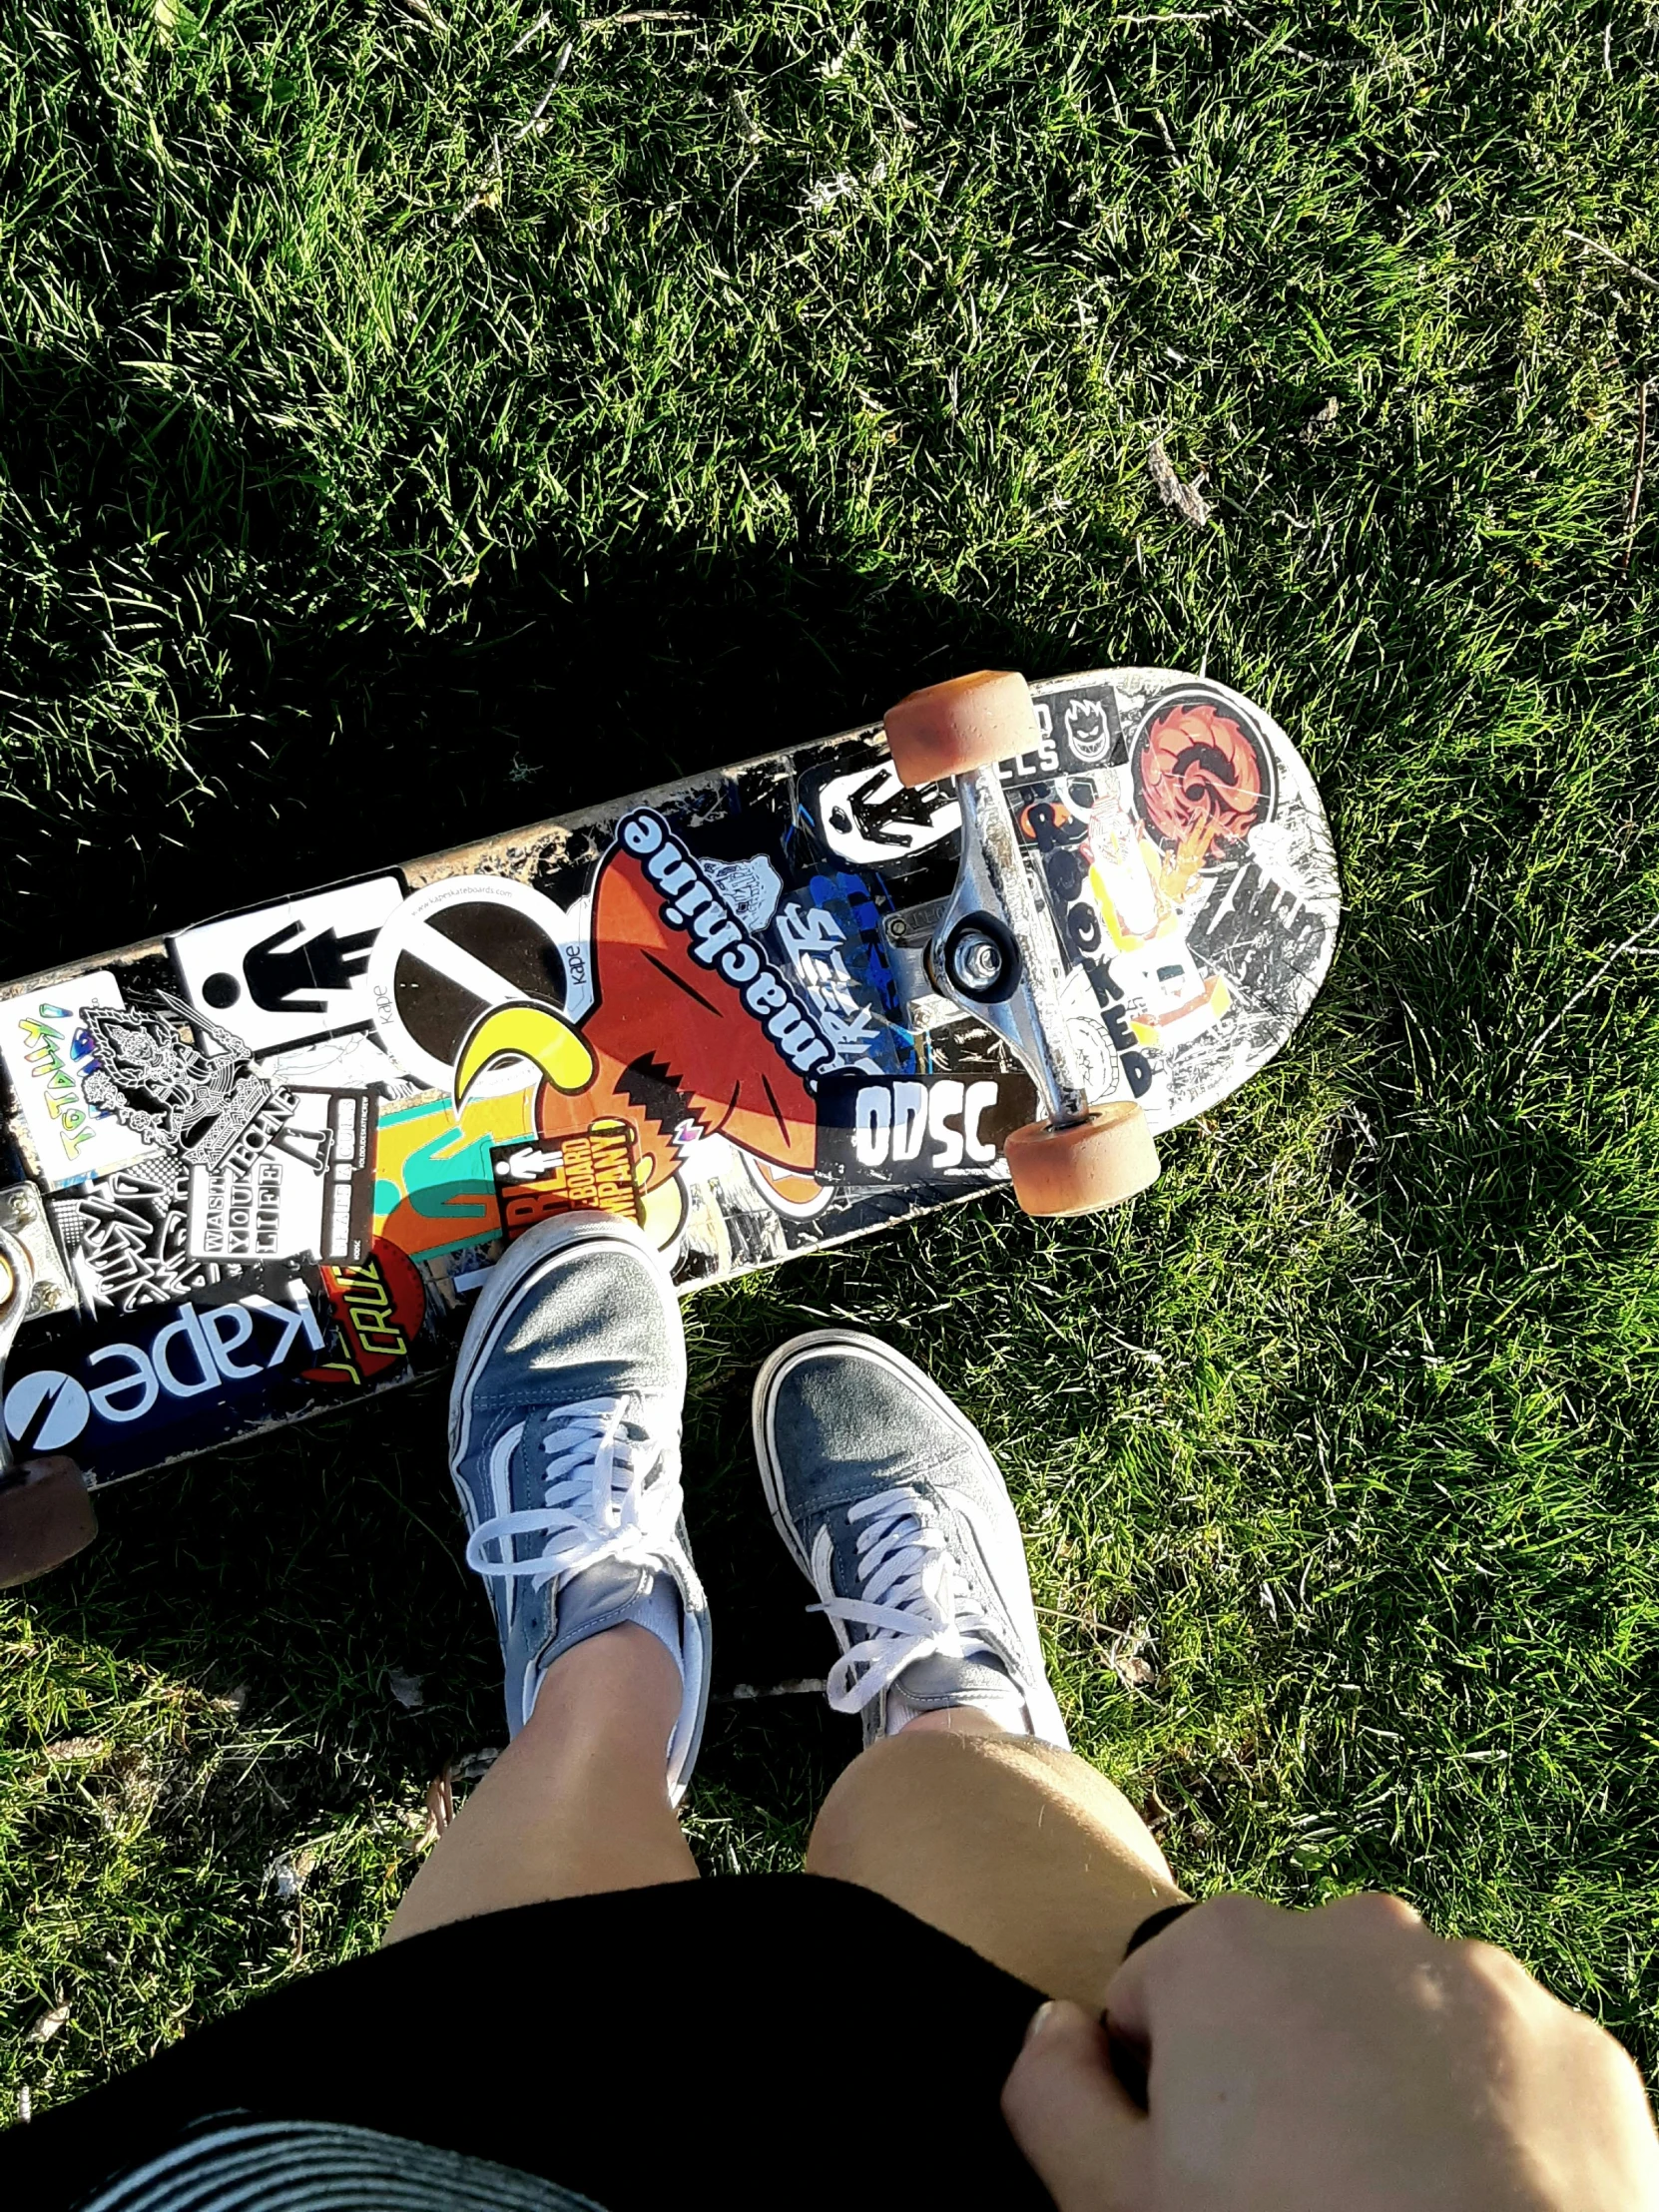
752, 1331, 1182, 2009
387, 1212, 712, 1945
803, 1715, 1178, 2006
388, 1623, 696, 1940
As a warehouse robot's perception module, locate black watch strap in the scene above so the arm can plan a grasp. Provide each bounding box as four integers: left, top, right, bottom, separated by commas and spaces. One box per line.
1121, 1899, 1196, 1960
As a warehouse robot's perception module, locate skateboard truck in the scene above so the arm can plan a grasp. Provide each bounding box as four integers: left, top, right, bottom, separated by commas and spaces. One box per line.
0, 1196, 97, 1588
882, 671, 1160, 1216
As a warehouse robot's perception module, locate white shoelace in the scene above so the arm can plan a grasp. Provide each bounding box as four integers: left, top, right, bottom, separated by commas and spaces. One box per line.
814, 1487, 998, 1715
465, 1395, 682, 1591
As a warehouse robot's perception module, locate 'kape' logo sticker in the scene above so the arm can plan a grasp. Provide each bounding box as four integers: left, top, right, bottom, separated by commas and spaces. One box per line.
1, 1280, 329, 1478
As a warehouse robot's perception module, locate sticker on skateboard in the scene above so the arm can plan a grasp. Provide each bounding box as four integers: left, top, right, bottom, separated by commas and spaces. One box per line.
0, 668, 1339, 1578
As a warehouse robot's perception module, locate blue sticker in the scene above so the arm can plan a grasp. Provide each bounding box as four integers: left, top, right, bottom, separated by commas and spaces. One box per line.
771, 870, 917, 1077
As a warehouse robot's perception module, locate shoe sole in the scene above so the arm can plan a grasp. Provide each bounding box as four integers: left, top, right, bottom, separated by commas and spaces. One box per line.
750, 1329, 1068, 1746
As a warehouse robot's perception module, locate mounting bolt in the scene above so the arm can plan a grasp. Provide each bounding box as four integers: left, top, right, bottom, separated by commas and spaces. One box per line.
947, 925, 1007, 993
30, 1284, 61, 1314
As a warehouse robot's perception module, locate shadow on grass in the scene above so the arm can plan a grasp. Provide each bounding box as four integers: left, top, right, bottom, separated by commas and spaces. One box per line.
0, 500, 1023, 1831
0, 482, 1053, 979
0, 500, 1072, 1925
21, 1321, 861, 1876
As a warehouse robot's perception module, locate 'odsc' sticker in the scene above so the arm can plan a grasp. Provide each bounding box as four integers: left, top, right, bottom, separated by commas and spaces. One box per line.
813, 1070, 1034, 1183
1, 1279, 329, 1482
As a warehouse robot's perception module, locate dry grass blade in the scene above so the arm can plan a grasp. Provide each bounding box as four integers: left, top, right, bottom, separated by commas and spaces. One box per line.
1622, 379, 1650, 575
424, 1768, 455, 1841
1148, 438, 1211, 524
1522, 909, 1659, 1063
1561, 228, 1659, 294
581, 7, 696, 28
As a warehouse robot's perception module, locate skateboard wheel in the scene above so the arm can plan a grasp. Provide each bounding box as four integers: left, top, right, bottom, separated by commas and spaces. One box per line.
0, 1457, 98, 1588
1004, 1103, 1160, 1217
883, 670, 1039, 787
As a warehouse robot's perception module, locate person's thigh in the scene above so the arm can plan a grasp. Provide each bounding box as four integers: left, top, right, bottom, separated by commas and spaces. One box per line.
2, 1881, 1052, 2212
805, 1729, 1182, 2006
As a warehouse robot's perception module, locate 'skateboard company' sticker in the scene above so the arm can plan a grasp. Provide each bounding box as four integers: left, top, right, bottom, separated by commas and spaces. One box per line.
491, 1123, 646, 1235
1, 1277, 329, 1477
302, 1239, 427, 1387
0, 973, 160, 1186
169, 875, 406, 1055
366, 876, 594, 1092
186, 1087, 376, 1266
813, 1069, 1034, 1182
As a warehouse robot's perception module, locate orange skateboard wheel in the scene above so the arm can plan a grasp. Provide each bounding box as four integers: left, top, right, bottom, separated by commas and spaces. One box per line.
0, 1457, 98, 1588
883, 670, 1040, 788
1004, 1102, 1160, 1217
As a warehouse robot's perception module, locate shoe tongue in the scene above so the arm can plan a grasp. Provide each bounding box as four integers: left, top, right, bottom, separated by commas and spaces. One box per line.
531, 1399, 643, 1488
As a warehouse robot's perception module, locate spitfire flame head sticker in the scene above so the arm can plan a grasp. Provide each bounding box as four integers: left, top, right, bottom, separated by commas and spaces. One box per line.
1133, 697, 1273, 866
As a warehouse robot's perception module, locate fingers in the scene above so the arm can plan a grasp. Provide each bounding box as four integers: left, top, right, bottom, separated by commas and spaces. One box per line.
1104, 1888, 1428, 2041
1009, 1893, 1659, 2212
1104, 1890, 1284, 2042
1001, 2000, 1149, 2212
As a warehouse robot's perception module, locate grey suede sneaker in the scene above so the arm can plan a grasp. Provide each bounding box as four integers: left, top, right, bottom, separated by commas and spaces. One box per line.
751, 1330, 1067, 1748
448, 1211, 710, 1802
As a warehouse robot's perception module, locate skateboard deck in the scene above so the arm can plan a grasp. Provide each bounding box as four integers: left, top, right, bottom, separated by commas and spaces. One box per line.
0, 667, 1338, 1504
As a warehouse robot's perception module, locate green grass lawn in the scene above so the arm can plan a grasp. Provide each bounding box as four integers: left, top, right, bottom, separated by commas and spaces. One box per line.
4, 0, 1658, 2118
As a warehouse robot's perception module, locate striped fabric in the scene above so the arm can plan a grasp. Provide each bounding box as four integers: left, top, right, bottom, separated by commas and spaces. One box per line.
77, 2116, 609, 2212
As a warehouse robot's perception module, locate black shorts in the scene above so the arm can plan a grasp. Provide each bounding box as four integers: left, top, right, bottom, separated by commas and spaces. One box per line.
3, 1876, 1053, 2211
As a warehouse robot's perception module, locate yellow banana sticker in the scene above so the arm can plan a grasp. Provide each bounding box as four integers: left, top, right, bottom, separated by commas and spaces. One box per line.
454, 1002, 596, 1108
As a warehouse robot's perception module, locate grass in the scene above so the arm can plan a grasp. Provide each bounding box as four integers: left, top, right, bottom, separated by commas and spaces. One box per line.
3, 0, 1658, 2119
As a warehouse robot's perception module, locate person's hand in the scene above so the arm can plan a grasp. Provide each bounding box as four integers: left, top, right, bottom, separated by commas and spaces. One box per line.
1001, 1891, 1659, 2211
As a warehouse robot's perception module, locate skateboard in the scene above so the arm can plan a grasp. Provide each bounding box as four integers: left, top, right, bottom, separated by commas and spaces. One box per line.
0, 668, 1340, 1583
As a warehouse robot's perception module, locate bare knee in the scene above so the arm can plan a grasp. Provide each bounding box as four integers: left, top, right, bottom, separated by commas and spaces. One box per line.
806, 1730, 1181, 2005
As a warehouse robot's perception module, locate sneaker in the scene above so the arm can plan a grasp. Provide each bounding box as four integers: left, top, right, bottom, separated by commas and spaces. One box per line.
448, 1211, 711, 1802
751, 1330, 1067, 1749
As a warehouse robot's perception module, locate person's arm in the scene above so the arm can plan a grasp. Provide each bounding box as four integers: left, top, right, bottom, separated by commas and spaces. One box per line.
1002, 1890, 1659, 2211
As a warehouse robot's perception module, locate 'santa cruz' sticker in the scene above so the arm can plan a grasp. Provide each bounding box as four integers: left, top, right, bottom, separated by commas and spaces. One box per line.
303, 1240, 427, 1387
